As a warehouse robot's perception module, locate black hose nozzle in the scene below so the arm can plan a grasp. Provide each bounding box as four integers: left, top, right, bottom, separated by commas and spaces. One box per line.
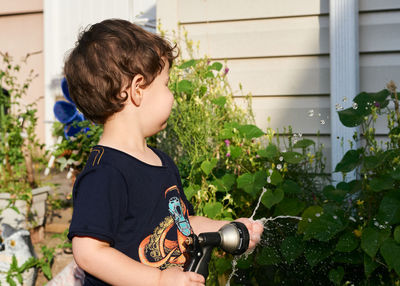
184, 222, 250, 279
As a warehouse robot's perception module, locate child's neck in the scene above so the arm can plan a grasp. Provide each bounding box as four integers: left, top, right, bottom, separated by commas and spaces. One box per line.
98, 115, 162, 166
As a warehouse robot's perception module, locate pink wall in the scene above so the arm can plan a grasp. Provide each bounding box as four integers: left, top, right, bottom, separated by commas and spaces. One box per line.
0, 0, 45, 143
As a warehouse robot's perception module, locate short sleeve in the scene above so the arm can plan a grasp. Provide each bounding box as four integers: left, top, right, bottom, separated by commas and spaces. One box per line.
68, 164, 127, 245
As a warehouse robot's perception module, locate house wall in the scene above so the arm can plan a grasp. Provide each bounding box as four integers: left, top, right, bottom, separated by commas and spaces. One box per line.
157, 0, 400, 170
0, 0, 45, 143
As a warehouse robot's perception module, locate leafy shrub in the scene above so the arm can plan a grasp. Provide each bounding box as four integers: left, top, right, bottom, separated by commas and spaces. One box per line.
52, 30, 400, 285
0, 52, 46, 199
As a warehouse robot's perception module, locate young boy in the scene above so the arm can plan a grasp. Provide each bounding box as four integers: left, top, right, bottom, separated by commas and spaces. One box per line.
65, 19, 263, 286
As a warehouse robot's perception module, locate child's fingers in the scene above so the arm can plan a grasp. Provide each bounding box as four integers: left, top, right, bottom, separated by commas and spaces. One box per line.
188, 272, 205, 284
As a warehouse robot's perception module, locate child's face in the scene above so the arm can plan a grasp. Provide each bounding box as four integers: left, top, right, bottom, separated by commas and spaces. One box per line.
140, 60, 173, 137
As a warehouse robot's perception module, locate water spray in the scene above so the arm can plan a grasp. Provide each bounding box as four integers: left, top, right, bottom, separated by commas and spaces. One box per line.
184, 222, 250, 280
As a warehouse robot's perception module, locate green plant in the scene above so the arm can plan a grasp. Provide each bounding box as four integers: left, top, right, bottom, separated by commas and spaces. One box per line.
0, 52, 46, 217
52, 120, 103, 174
3, 244, 56, 285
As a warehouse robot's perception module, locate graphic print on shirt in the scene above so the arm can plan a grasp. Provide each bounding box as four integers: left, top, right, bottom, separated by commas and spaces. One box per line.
138, 185, 192, 269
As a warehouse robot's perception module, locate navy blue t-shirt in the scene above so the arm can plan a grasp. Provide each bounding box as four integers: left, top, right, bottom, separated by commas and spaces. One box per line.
68, 145, 194, 285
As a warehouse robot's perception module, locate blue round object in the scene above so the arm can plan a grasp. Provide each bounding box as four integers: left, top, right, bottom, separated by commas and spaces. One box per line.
54, 101, 79, 124
63, 113, 85, 138
61, 77, 74, 104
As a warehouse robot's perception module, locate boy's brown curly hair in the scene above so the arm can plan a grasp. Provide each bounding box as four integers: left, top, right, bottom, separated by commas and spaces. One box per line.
64, 19, 177, 124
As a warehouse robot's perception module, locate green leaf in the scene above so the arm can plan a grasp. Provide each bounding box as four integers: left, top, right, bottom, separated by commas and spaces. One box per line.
237, 124, 264, 139
10, 205, 20, 214
177, 80, 193, 94
178, 59, 197, 69
261, 188, 284, 209
214, 257, 232, 273
253, 171, 268, 193
334, 149, 362, 173
222, 174, 236, 191
298, 206, 323, 233
364, 254, 379, 277
199, 85, 207, 96
303, 212, 345, 242
380, 238, 400, 275
329, 266, 344, 286
19, 257, 37, 271
237, 173, 254, 195
281, 180, 301, 194
203, 202, 223, 218
236, 253, 253, 269
369, 175, 394, 192
6, 276, 17, 286
336, 232, 359, 252
200, 158, 218, 175
257, 144, 279, 159
394, 226, 400, 243
184, 185, 198, 200
274, 197, 305, 216
293, 139, 315, 149
338, 108, 365, 127
219, 128, 233, 139
282, 151, 303, 164
280, 236, 304, 264
256, 246, 280, 265
16, 273, 23, 284
42, 263, 53, 280
212, 96, 227, 107
205, 71, 214, 78
11, 255, 18, 270
209, 62, 223, 71
270, 170, 282, 185
230, 146, 242, 159
304, 241, 332, 267
377, 190, 400, 225
364, 155, 381, 169
354, 90, 390, 110
361, 227, 390, 258
323, 185, 347, 203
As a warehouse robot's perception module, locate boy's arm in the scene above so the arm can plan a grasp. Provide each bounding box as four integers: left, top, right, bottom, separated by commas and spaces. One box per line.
72, 236, 205, 286
189, 216, 264, 251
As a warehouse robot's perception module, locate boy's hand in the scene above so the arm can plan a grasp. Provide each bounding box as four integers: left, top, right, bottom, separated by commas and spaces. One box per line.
235, 218, 264, 252
159, 267, 205, 286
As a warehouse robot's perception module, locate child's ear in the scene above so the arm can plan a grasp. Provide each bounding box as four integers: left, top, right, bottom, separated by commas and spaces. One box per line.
129, 74, 145, 106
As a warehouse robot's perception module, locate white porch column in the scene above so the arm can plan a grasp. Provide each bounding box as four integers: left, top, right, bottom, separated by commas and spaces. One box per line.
329, 0, 359, 184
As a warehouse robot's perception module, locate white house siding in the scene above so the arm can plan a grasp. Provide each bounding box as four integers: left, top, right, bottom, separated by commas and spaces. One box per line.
44, 0, 156, 147
158, 0, 400, 171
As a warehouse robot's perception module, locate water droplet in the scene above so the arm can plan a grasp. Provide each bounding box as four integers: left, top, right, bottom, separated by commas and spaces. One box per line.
308, 109, 314, 117
320, 120, 325, 125
335, 103, 342, 110
352, 102, 358, 109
